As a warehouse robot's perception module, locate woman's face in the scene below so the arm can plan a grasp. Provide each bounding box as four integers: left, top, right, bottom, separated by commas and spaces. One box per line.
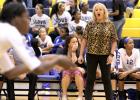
68, 37, 78, 49
58, 3, 65, 12
59, 28, 67, 37
13, 11, 29, 35
124, 39, 134, 50
82, 3, 89, 11
35, 5, 42, 14
94, 5, 105, 21
74, 11, 81, 20
39, 28, 46, 40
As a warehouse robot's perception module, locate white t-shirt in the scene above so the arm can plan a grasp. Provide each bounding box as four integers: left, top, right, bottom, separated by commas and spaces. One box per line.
111, 48, 140, 71
30, 14, 50, 29
81, 11, 93, 23
52, 11, 72, 27
68, 20, 87, 34
0, 23, 41, 73
36, 35, 53, 48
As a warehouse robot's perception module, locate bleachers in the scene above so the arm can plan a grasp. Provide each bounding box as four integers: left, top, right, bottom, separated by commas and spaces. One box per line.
122, 18, 140, 38
122, 28, 140, 38
132, 9, 140, 18
122, 17, 140, 48
123, 18, 140, 28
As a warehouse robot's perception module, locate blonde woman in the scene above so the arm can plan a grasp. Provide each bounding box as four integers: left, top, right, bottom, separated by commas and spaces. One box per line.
78, 3, 118, 100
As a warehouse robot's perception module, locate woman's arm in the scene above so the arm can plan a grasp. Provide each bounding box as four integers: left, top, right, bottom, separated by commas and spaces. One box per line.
111, 40, 117, 55
78, 38, 87, 64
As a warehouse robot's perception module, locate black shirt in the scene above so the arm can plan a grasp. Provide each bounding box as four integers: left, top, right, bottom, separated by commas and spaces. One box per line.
112, 0, 125, 21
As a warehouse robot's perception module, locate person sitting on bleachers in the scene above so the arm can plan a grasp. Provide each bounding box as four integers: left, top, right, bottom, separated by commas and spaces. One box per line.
74, 26, 83, 45
68, 0, 79, 16
52, 27, 69, 54
79, 2, 93, 23
111, 37, 140, 100
68, 10, 87, 35
50, 2, 72, 41
36, 27, 53, 54
30, 3, 50, 37
61, 34, 85, 100
126, 0, 135, 18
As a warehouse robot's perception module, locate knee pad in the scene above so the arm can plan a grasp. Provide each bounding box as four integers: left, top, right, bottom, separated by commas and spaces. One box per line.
111, 72, 118, 79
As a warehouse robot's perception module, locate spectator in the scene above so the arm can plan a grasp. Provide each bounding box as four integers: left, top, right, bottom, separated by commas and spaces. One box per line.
24, 0, 32, 8
33, 0, 46, 7
68, 0, 79, 16
30, 3, 50, 37
36, 27, 53, 54
126, 0, 135, 18
52, 27, 69, 54
78, 3, 118, 100
79, 2, 93, 23
50, 2, 72, 41
75, 26, 83, 45
61, 35, 85, 100
109, 0, 125, 40
68, 10, 86, 35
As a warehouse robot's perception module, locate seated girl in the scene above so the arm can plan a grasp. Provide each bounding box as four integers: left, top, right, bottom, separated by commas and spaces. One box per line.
52, 27, 69, 54
61, 35, 85, 100
36, 27, 54, 54
111, 37, 140, 100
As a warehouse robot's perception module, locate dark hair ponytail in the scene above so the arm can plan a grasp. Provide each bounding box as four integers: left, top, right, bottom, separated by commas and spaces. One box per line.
50, 3, 60, 18
118, 37, 129, 49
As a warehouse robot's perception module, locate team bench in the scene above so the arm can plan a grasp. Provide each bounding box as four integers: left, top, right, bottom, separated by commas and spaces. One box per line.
0, 74, 137, 99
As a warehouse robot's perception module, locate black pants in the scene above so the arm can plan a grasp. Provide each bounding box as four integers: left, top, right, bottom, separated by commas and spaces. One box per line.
6, 78, 15, 100
6, 73, 37, 100
85, 54, 113, 100
27, 73, 38, 100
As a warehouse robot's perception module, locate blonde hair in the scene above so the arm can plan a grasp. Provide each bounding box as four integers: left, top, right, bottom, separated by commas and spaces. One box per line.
39, 27, 46, 33
92, 3, 109, 22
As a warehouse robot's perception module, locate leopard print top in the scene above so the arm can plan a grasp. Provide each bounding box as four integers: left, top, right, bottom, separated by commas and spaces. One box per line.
83, 20, 118, 55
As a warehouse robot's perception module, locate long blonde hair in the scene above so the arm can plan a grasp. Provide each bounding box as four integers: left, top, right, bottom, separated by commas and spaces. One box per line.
92, 3, 109, 22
